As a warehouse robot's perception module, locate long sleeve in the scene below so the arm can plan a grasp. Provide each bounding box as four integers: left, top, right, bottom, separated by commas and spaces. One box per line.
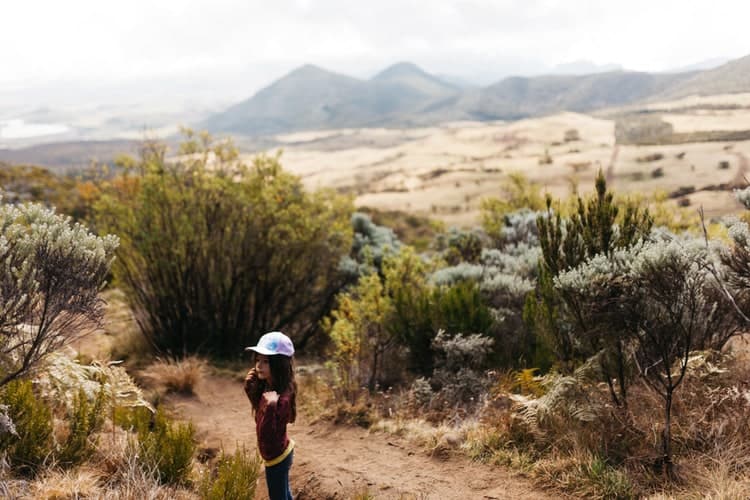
255, 391, 293, 463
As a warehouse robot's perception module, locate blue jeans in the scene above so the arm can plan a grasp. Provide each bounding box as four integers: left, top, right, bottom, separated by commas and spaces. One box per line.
264, 450, 293, 500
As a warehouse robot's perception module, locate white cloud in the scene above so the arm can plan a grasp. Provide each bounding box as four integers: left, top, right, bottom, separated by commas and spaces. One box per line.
1, 0, 749, 95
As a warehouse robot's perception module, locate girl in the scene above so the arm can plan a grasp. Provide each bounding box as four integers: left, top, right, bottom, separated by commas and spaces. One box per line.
244, 331, 297, 500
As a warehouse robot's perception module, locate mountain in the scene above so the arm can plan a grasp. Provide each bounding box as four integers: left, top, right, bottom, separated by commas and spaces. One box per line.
203, 54, 750, 136
203, 62, 459, 135
371, 62, 458, 96
448, 71, 694, 121
203, 65, 368, 136
654, 55, 750, 99
663, 57, 730, 74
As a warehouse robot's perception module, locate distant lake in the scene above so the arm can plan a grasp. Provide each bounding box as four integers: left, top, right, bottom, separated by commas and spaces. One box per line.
0, 119, 70, 139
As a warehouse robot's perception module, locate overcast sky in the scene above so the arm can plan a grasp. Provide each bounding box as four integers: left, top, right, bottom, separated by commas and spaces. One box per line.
2, 0, 750, 103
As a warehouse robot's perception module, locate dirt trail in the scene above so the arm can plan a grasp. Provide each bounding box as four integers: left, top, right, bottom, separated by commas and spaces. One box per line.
166, 374, 553, 500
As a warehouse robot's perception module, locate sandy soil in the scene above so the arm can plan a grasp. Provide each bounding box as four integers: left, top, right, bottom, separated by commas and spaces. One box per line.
165, 374, 553, 500
241, 107, 750, 228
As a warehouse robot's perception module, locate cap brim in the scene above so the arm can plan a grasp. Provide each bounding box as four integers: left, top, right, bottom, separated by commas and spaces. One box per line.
244, 346, 275, 355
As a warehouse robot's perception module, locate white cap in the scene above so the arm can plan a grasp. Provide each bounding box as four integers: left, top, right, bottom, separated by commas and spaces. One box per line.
244, 331, 295, 357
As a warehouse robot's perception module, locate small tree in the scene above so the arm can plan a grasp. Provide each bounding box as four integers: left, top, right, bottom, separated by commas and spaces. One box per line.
326, 246, 435, 398
0, 201, 118, 387
531, 171, 652, 403
556, 237, 740, 476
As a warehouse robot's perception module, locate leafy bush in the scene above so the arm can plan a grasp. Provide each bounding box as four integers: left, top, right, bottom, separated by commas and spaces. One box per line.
434, 227, 487, 265
95, 133, 353, 357
391, 279, 494, 376
431, 229, 544, 370
198, 445, 261, 500
116, 406, 195, 485
0, 379, 53, 475
0, 164, 102, 222
342, 212, 401, 277
0, 201, 118, 387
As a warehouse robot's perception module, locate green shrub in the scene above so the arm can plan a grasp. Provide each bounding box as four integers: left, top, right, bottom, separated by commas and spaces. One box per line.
391, 280, 494, 377
120, 407, 196, 485
144, 410, 195, 485
198, 445, 261, 500
0, 379, 53, 475
95, 132, 353, 357
56, 387, 106, 467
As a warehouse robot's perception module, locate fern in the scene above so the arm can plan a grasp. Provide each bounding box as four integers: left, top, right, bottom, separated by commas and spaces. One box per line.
514, 368, 545, 397
513, 355, 605, 437
36, 350, 154, 414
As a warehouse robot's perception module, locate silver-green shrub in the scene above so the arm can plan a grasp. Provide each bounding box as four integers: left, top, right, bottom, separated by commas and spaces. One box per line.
430, 210, 543, 368
0, 201, 118, 387
342, 212, 401, 277
555, 235, 739, 474
426, 329, 495, 410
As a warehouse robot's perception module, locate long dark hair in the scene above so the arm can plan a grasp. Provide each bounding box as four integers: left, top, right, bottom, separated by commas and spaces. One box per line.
247, 354, 297, 423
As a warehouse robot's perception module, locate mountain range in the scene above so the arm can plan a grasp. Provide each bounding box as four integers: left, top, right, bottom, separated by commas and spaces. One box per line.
203, 55, 750, 136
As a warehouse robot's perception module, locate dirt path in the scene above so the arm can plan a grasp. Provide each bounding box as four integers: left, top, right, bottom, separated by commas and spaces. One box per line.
166, 374, 553, 500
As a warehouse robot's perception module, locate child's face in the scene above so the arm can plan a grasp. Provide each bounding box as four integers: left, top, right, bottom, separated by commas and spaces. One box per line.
255, 354, 272, 382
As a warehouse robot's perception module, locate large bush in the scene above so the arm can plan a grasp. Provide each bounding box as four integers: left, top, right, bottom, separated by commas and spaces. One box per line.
95, 133, 353, 357
0, 201, 118, 387
430, 210, 545, 369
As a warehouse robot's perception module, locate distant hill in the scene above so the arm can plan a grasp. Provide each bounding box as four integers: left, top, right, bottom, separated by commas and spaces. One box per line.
203, 63, 460, 135
654, 55, 750, 99
447, 71, 695, 121
0, 139, 139, 170
203, 54, 750, 136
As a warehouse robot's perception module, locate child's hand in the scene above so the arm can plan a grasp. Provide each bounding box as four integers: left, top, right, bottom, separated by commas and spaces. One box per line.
262, 390, 279, 405
243, 368, 257, 394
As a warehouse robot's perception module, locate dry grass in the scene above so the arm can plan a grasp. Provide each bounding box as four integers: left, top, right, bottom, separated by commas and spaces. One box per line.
358, 347, 750, 499
30, 467, 102, 498
3, 423, 199, 500
250, 104, 750, 227
139, 356, 208, 396
531, 449, 636, 499
296, 362, 339, 420
373, 418, 467, 458
97, 438, 198, 500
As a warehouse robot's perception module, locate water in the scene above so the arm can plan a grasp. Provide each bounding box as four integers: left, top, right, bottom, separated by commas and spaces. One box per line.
0, 119, 69, 139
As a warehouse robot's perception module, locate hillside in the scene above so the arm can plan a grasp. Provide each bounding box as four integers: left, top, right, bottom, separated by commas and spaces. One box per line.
0, 139, 139, 170
654, 54, 750, 99
203, 63, 461, 135
202, 54, 750, 136
458, 71, 694, 120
